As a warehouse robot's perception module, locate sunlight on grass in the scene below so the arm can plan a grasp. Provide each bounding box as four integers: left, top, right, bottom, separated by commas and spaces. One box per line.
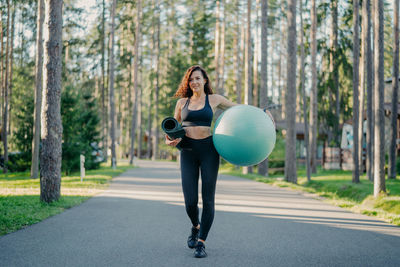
220, 164, 400, 226
0, 164, 133, 236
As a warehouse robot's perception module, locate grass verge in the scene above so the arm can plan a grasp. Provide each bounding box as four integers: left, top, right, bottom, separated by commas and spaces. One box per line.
0, 164, 132, 236
220, 165, 400, 226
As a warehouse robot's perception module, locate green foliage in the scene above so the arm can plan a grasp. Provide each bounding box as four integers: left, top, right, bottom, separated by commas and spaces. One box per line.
61, 87, 101, 175
7, 152, 31, 173
184, 10, 214, 69
160, 53, 190, 118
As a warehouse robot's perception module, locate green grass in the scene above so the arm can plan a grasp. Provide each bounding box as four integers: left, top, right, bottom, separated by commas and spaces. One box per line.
0, 164, 132, 236
220, 164, 400, 226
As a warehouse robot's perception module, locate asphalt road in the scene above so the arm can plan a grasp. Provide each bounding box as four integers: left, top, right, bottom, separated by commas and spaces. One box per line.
1, 160, 400, 267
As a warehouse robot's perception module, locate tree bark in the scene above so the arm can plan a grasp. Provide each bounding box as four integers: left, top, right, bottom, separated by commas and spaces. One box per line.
358, 0, 366, 174
310, 0, 318, 174
130, 0, 142, 165
243, 0, 253, 174
31, 0, 45, 179
40, 0, 63, 203
330, 0, 340, 145
2, 0, 10, 173
258, 0, 269, 176
8, 5, 15, 137
219, 0, 225, 95
285, 0, 297, 183
373, 0, 386, 196
389, 0, 399, 179
300, 0, 311, 181
109, 0, 117, 168
352, 0, 360, 183
214, 0, 220, 93
252, 0, 260, 107
101, 0, 108, 162
152, 0, 161, 161
365, 0, 373, 181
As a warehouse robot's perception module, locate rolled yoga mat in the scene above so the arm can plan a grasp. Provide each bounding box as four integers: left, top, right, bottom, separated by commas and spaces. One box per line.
161, 117, 186, 150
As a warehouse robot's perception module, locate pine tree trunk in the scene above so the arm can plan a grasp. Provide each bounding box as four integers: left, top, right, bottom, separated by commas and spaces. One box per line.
31, 0, 45, 179
352, 0, 360, 183
40, 0, 63, 203
217, 0, 225, 95
252, 0, 260, 107
214, 0, 220, 93
130, 0, 141, 164
300, 0, 311, 181
0, 14, 3, 118
309, 0, 318, 174
138, 85, 143, 159
365, 0, 374, 181
330, 0, 340, 145
358, 0, 366, 175
373, 0, 386, 196
236, 2, 244, 104
109, 0, 117, 168
152, 1, 161, 161
2, 0, 10, 173
389, 0, 399, 179
258, 0, 269, 176
7, 6, 15, 138
284, 0, 297, 183
101, 0, 107, 162
243, 0, 253, 174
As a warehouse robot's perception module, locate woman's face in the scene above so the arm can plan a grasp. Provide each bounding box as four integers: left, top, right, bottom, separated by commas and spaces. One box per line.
189, 70, 206, 94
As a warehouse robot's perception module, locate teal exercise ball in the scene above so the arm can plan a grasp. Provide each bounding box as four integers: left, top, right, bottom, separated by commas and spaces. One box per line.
213, 105, 276, 166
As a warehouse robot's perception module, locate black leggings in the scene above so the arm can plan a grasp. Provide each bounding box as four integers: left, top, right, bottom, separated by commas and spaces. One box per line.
179, 135, 220, 241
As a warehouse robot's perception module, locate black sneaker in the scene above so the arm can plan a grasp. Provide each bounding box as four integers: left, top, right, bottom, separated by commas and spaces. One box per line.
187, 226, 199, 249
194, 241, 207, 258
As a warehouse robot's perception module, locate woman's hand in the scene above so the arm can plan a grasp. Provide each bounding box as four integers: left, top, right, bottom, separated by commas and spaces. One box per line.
165, 135, 182, 147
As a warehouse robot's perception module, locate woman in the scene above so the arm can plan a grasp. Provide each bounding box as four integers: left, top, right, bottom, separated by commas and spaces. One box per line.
165, 65, 236, 258
166, 65, 274, 258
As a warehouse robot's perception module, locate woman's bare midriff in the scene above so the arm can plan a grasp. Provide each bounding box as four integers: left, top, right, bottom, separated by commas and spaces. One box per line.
184, 126, 212, 139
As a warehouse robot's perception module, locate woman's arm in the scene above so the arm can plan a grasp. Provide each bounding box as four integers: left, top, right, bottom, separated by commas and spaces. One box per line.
215, 94, 238, 110
214, 94, 276, 127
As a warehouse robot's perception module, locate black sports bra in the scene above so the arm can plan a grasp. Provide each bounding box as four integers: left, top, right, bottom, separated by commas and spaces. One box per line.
181, 94, 213, 127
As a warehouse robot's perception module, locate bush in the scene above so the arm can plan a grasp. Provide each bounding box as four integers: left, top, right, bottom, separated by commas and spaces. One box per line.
268, 159, 285, 168
3, 152, 31, 172
397, 156, 400, 175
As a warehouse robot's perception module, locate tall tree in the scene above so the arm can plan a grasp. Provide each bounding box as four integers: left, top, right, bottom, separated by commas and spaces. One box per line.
101, 0, 108, 162
152, 0, 161, 161
258, 0, 269, 176
109, 0, 117, 168
129, 0, 142, 165
235, 0, 244, 104
8, 4, 15, 137
373, 0, 386, 196
309, 0, 318, 173
40, 0, 63, 203
389, 0, 399, 179
285, 0, 297, 183
31, 0, 45, 179
219, 0, 225, 96
214, 0, 220, 93
358, 0, 366, 174
243, 0, 253, 174
364, 0, 373, 181
330, 0, 339, 145
352, 0, 360, 183
2, 0, 10, 173
300, 0, 311, 181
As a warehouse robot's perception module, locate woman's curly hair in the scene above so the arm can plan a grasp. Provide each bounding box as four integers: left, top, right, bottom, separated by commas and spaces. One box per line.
174, 65, 214, 98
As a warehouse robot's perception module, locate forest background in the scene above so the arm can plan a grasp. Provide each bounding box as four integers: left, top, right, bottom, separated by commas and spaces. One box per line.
0, 0, 398, 191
